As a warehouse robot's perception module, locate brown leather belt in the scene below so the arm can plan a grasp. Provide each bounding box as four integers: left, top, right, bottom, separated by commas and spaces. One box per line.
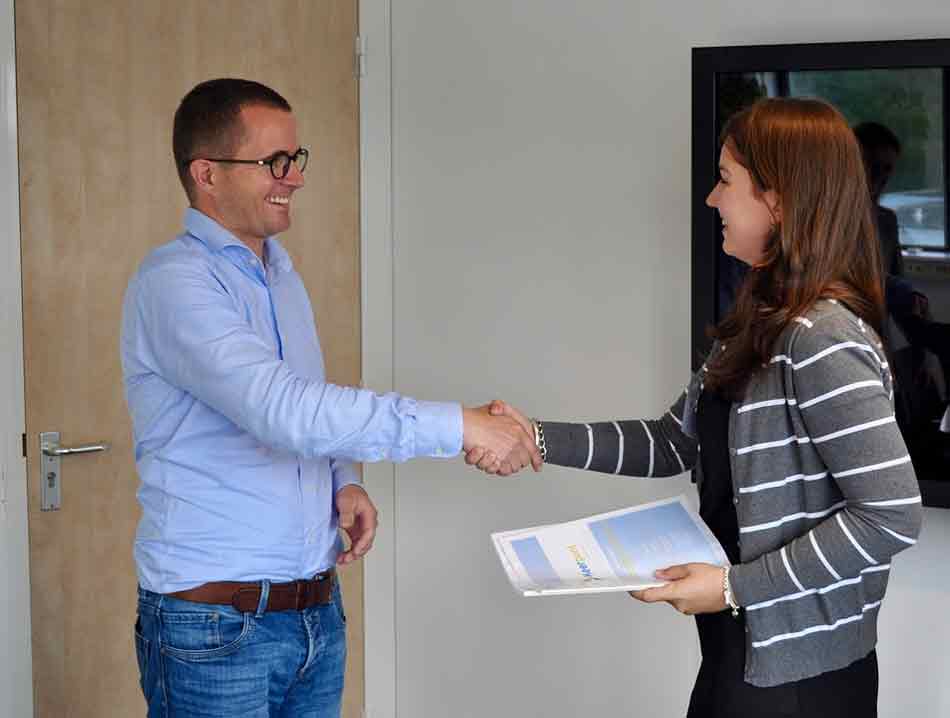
167, 569, 336, 613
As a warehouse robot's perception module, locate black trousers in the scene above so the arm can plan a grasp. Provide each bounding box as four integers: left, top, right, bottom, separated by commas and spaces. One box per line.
686, 611, 878, 718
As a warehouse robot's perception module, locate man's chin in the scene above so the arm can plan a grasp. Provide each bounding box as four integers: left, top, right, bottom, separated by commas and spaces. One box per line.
267, 217, 292, 236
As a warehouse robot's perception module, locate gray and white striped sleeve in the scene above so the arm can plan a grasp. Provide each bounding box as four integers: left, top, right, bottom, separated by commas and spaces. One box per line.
539, 390, 698, 478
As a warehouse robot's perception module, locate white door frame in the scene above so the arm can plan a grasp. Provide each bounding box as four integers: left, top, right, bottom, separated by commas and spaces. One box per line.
0, 0, 34, 715
359, 1, 397, 717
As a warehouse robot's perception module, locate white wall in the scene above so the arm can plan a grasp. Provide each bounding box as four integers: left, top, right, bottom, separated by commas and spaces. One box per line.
0, 0, 33, 715
362, 1, 950, 717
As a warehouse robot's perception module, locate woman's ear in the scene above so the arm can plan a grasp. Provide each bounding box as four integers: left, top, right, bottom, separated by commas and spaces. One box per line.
764, 189, 782, 224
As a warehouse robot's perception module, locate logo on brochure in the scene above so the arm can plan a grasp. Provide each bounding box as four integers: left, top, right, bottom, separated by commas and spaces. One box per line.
567, 544, 601, 582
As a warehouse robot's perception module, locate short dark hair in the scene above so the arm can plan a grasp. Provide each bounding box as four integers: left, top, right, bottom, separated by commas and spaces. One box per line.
853, 121, 902, 155
173, 78, 292, 201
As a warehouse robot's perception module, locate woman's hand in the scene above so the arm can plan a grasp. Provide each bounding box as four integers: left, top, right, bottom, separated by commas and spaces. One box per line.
629, 563, 728, 615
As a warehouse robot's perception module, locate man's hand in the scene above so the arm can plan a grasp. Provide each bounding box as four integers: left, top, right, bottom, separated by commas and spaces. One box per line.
628, 563, 727, 615
465, 400, 542, 475
487, 399, 533, 432
462, 403, 542, 476
335, 485, 378, 565
911, 291, 930, 319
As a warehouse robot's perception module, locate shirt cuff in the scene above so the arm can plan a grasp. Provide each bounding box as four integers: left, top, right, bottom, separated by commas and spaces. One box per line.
412, 400, 464, 458
331, 459, 361, 494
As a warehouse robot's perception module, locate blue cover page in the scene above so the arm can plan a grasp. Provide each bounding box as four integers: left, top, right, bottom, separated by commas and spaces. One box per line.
588, 502, 722, 579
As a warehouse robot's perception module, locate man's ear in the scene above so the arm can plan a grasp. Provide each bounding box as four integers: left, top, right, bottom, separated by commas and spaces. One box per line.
189, 159, 216, 195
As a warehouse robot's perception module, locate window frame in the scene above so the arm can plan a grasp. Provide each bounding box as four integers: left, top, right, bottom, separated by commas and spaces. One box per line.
692, 38, 950, 508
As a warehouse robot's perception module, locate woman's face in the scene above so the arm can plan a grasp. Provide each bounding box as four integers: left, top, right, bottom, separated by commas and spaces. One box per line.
706, 143, 780, 266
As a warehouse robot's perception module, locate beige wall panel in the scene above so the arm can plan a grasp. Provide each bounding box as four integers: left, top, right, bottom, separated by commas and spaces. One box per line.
17, 2, 362, 716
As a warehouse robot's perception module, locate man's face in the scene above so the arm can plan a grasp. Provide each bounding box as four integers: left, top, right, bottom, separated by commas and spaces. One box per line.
212, 104, 304, 245
864, 145, 899, 203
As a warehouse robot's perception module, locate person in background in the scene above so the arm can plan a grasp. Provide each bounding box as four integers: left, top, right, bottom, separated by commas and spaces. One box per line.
854, 121, 903, 277
853, 121, 930, 324
122, 78, 540, 718
854, 121, 945, 465
470, 99, 922, 717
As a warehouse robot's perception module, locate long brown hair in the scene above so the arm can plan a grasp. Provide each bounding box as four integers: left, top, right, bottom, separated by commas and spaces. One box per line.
705, 98, 886, 399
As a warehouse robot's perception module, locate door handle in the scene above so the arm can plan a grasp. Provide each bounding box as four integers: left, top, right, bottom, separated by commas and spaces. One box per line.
39, 432, 111, 511
42, 442, 110, 456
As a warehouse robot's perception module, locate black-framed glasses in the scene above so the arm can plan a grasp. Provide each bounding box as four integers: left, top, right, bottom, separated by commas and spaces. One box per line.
187, 147, 309, 179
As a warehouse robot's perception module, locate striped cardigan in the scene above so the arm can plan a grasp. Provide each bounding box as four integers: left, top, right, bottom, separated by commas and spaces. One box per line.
541, 299, 922, 687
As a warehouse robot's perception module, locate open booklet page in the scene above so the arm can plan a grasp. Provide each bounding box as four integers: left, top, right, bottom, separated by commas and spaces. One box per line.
491, 495, 729, 597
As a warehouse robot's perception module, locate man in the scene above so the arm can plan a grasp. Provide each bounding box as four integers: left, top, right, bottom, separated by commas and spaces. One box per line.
853, 121, 946, 474
122, 78, 539, 717
854, 121, 904, 277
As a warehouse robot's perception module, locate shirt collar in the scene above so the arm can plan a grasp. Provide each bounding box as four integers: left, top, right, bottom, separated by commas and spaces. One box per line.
183, 207, 294, 275
184, 207, 248, 253
264, 238, 294, 274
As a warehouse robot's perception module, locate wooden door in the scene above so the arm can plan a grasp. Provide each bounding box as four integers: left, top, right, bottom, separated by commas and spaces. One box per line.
16, 2, 363, 716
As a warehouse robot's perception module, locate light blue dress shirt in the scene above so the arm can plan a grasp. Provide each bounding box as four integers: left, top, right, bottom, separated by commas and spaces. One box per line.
121, 208, 463, 593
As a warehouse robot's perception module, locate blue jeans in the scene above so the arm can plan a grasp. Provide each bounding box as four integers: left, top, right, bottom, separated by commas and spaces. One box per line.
135, 581, 346, 717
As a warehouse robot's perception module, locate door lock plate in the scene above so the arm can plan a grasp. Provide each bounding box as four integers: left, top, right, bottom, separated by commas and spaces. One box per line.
40, 432, 61, 511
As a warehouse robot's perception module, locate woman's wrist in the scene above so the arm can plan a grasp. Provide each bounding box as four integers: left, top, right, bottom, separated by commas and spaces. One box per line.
532, 419, 548, 462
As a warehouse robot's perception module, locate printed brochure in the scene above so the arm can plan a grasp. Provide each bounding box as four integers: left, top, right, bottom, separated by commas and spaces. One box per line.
491, 495, 729, 597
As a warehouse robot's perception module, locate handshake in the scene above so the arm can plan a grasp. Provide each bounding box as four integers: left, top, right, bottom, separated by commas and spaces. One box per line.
462, 400, 542, 476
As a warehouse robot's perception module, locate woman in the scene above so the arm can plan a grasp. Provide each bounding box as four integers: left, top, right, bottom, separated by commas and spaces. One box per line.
468, 98, 922, 717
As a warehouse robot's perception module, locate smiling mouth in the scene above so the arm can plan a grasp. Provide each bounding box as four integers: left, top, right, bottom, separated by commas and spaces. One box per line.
266, 195, 290, 206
